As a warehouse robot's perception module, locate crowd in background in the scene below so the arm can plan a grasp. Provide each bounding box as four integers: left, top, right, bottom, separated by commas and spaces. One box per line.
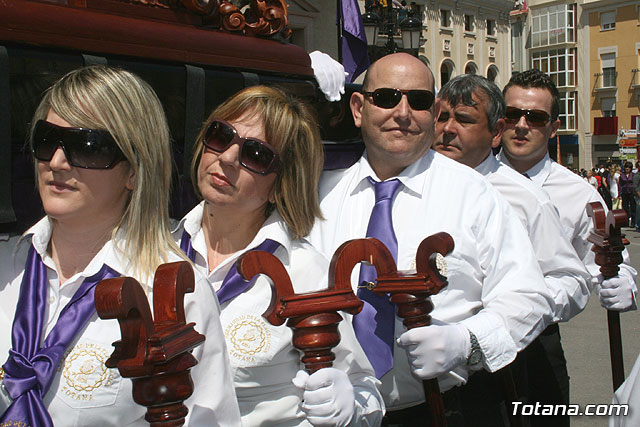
570, 161, 640, 231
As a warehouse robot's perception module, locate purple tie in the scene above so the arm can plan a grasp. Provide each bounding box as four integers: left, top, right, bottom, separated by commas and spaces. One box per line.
1, 246, 120, 427
180, 229, 196, 262
353, 177, 402, 378
179, 230, 281, 305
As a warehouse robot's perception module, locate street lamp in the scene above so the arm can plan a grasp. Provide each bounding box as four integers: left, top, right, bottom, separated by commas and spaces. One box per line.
361, 1, 423, 57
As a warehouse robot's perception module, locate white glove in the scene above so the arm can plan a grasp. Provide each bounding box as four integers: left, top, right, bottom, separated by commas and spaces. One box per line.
397, 323, 471, 379
598, 274, 637, 312
292, 368, 355, 427
309, 51, 347, 102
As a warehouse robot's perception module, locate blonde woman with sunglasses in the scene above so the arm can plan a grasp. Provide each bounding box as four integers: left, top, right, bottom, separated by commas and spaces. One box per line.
0, 65, 240, 426
174, 85, 383, 426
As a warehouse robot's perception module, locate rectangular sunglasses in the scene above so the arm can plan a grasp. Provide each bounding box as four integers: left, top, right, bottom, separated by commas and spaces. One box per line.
203, 119, 281, 175
504, 106, 551, 127
32, 120, 124, 169
362, 88, 435, 111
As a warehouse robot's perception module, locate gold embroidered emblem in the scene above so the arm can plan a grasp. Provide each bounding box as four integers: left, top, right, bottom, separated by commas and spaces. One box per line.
435, 253, 448, 276
62, 344, 114, 394
0, 367, 4, 381
225, 315, 271, 362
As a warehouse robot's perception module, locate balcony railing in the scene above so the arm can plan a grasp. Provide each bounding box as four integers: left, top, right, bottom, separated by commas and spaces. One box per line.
594, 116, 618, 135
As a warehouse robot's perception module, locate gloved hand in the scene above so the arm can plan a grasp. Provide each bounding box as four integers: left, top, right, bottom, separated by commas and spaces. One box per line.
292, 367, 355, 427
598, 274, 637, 312
397, 323, 471, 379
309, 51, 347, 102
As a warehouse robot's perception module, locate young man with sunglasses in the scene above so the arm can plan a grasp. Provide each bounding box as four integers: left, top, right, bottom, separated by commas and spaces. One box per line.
309, 53, 554, 426
499, 69, 638, 423
433, 74, 592, 426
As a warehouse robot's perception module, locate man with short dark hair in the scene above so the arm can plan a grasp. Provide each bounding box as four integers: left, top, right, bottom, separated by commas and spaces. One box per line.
433, 73, 592, 426
309, 53, 554, 426
499, 69, 637, 425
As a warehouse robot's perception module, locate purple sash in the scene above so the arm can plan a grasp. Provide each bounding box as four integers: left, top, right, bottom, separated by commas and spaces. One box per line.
1, 246, 119, 427
180, 230, 281, 305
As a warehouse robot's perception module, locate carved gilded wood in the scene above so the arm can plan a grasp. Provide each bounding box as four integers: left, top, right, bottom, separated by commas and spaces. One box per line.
126, 0, 291, 37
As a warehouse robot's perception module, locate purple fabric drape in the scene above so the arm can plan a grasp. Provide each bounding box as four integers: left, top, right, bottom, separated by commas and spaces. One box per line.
1, 246, 119, 427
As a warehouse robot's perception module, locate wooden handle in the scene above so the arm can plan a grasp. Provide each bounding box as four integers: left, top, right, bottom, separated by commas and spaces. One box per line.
237, 248, 363, 373
95, 261, 204, 426
586, 201, 628, 391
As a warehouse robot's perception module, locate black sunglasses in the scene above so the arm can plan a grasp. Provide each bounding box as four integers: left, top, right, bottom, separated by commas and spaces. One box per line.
504, 106, 552, 127
32, 120, 124, 169
203, 119, 281, 175
363, 88, 435, 111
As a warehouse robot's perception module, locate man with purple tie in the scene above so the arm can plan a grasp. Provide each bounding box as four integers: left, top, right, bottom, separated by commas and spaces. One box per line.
309, 53, 554, 426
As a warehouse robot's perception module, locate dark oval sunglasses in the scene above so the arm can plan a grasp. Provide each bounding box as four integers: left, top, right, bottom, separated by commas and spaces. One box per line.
203, 119, 281, 175
362, 88, 435, 111
32, 120, 125, 169
504, 106, 551, 127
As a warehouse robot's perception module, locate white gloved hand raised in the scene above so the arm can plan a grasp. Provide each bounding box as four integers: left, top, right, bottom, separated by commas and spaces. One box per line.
597, 274, 637, 312
397, 323, 471, 379
292, 367, 355, 427
309, 51, 347, 102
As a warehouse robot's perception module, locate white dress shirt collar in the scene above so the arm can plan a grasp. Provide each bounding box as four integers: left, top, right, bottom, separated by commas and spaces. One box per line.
353, 149, 436, 199
21, 216, 122, 285
475, 153, 500, 176
498, 150, 552, 187
175, 201, 294, 274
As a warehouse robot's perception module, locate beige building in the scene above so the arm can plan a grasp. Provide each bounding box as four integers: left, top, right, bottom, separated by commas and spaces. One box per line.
511, 0, 582, 167
510, 0, 640, 169
289, 1, 513, 88
288, 0, 338, 54
583, 0, 640, 166
417, 0, 513, 90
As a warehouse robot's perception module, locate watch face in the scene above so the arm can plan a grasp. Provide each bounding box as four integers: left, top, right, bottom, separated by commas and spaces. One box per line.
469, 350, 482, 366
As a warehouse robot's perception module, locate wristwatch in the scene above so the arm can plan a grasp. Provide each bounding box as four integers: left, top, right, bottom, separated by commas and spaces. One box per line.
466, 330, 483, 368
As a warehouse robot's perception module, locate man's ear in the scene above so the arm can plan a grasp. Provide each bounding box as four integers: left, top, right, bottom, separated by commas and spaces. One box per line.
491, 118, 506, 149
350, 91, 364, 129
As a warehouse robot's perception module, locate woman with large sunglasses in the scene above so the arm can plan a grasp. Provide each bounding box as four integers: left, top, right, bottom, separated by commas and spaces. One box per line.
0, 65, 240, 426
174, 85, 383, 426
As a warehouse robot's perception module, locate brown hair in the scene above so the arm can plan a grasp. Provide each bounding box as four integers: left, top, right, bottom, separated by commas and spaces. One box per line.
191, 85, 324, 239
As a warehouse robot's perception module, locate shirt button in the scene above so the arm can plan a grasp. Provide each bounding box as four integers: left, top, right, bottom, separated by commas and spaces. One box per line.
49, 295, 56, 304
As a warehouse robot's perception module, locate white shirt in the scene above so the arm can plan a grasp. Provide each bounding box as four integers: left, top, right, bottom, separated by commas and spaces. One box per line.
476, 155, 591, 322
308, 150, 554, 410
498, 152, 638, 298
0, 217, 241, 427
610, 172, 620, 199
172, 202, 384, 426
610, 353, 640, 427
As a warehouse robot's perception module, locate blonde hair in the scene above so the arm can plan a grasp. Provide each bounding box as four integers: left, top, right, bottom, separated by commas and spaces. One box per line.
191, 85, 323, 239
31, 65, 185, 279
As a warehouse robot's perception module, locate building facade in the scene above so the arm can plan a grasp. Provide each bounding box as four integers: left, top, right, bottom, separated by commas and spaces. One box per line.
510, 0, 640, 169
583, 0, 640, 167
417, 0, 513, 90
511, 0, 582, 167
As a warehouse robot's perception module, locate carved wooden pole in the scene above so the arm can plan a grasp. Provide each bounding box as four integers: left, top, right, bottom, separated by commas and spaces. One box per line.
586, 201, 628, 391
237, 250, 363, 373
330, 234, 454, 427
95, 261, 205, 426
